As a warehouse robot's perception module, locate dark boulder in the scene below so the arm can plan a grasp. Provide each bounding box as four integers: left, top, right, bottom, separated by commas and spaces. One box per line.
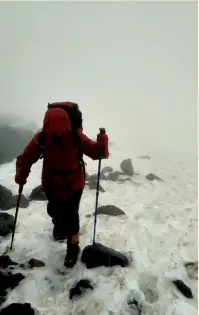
87, 180, 105, 193
0, 213, 14, 236
81, 242, 129, 269
118, 178, 133, 184
89, 174, 98, 181
120, 159, 134, 176
106, 171, 123, 182
184, 261, 198, 280
101, 166, 114, 173
28, 258, 45, 268
89, 173, 106, 181
29, 185, 47, 201
1, 194, 29, 211
97, 205, 125, 216
0, 270, 25, 297
86, 205, 125, 217
69, 279, 93, 299
89, 168, 114, 181
0, 185, 12, 210
89, 169, 123, 182
0, 303, 35, 315
172, 280, 193, 299
85, 172, 90, 181
0, 256, 18, 269
146, 173, 162, 182
101, 166, 114, 176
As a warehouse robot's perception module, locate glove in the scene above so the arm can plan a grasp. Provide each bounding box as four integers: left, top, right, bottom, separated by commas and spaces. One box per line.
99, 127, 106, 135
15, 173, 27, 185
97, 128, 108, 144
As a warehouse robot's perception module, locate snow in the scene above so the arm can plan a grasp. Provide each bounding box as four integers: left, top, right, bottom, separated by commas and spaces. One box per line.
0, 145, 197, 315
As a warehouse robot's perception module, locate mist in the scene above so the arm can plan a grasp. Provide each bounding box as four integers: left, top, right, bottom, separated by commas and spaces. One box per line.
0, 1, 197, 155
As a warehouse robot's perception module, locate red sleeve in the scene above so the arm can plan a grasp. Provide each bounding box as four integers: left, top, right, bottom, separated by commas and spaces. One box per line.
77, 128, 109, 160
15, 132, 42, 180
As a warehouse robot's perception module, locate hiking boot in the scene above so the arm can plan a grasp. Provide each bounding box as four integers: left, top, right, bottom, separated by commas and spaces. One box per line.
64, 243, 80, 268
53, 224, 67, 242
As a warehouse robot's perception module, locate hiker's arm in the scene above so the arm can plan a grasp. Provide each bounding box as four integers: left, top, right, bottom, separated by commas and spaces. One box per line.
77, 128, 109, 160
15, 132, 42, 184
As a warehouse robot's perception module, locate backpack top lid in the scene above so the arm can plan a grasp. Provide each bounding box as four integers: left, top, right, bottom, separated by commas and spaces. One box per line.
47, 101, 79, 111
47, 101, 83, 130
43, 107, 71, 135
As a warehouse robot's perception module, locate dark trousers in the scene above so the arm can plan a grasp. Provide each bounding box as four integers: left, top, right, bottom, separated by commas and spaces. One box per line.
47, 189, 83, 237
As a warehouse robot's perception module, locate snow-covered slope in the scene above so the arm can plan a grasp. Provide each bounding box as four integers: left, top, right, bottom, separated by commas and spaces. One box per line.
0, 146, 197, 315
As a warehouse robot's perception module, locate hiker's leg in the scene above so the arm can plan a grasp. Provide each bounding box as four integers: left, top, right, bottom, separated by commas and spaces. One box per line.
47, 199, 67, 241
64, 189, 83, 267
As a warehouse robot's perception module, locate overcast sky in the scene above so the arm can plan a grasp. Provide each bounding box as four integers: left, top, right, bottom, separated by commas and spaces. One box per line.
0, 1, 197, 154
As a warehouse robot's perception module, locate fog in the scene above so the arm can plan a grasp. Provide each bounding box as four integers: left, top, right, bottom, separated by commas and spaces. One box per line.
0, 1, 197, 154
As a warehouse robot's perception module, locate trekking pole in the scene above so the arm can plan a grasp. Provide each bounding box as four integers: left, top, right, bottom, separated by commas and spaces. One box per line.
10, 185, 23, 250
92, 128, 106, 245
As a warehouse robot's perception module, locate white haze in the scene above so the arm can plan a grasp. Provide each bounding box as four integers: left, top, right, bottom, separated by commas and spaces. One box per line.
0, 1, 197, 156
0, 2, 197, 315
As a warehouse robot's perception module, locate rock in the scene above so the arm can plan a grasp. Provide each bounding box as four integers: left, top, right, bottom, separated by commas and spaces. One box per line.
0, 271, 25, 297
101, 166, 114, 175
87, 180, 105, 193
120, 159, 134, 176
106, 172, 118, 181
88, 167, 114, 182
0, 185, 12, 210
0, 303, 35, 315
0, 124, 34, 165
0, 213, 14, 236
28, 258, 45, 268
89, 173, 106, 181
139, 156, 150, 160
97, 205, 125, 216
0, 256, 18, 269
118, 178, 133, 184
146, 173, 162, 182
81, 242, 129, 269
87, 205, 125, 217
69, 279, 93, 299
185, 262, 198, 280
29, 185, 47, 201
172, 280, 193, 299
106, 171, 124, 182
89, 174, 98, 181
1, 194, 29, 210
85, 172, 90, 181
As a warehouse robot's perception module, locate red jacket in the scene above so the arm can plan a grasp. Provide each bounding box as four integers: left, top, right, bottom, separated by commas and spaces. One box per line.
15, 126, 109, 200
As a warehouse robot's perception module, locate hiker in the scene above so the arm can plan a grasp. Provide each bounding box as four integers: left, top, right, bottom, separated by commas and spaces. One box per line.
15, 102, 109, 267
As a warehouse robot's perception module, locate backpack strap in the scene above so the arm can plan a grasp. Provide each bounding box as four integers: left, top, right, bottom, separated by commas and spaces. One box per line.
74, 131, 86, 184
33, 130, 46, 159
36, 131, 46, 159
